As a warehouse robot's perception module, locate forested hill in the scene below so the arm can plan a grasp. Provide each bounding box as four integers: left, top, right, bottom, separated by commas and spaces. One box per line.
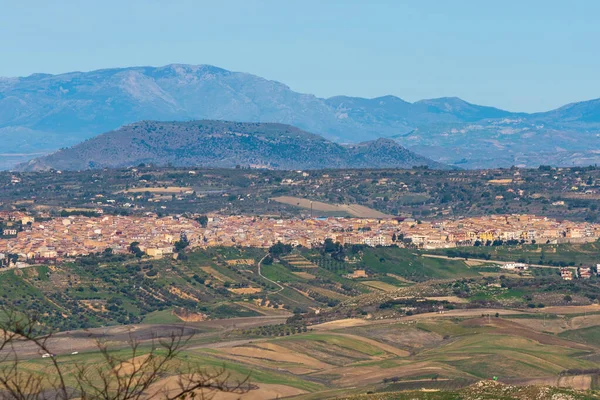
17, 120, 450, 171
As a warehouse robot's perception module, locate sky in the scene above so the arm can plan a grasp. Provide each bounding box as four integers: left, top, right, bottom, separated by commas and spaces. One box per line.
1, 0, 599, 112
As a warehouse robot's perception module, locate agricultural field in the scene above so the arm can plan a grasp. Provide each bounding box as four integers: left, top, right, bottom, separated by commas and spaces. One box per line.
19, 305, 600, 398
427, 241, 600, 267
0, 245, 429, 330
0, 247, 286, 330
5, 165, 600, 222
118, 186, 191, 193
359, 247, 480, 282
4, 241, 600, 398
271, 196, 390, 218
559, 326, 600, 346
3, 243, 600, 332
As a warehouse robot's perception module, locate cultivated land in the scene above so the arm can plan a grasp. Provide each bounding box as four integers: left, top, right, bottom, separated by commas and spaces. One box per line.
4, 165, 600, 222
2, 239, 600, 398
271, 196, 391, 218
3, 241, 600, 330
8, 305, 600, 399
4, 167, 600, 397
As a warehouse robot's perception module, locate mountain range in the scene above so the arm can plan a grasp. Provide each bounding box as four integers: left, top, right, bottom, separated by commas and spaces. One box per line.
17, 120, 449, 171
2, 64, 600, 169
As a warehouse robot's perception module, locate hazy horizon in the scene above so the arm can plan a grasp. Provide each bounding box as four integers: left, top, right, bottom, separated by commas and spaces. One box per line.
1, 62, 597, 115
2, 0, 600, 113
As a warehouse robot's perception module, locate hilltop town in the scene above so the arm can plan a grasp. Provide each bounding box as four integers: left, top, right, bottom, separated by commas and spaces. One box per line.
2, 210, 599, 267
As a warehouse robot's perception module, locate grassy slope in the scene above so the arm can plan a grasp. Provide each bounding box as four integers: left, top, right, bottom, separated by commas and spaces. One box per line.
361, 247, 479, 281
262, 263, 306, 283
428, 241, 600, 266
559, 326, 600, 346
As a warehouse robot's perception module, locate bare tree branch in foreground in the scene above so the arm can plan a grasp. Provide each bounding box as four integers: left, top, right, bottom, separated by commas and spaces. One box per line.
0, 309, 252, 400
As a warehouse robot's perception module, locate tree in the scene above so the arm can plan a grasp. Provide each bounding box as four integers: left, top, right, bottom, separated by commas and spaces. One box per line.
128, 242, 144, 258
262, 255, 274, 265
129, 242, 139, 251
0, 309, 250, 400
268, 242, 292, 257
174, 240, 188, 252
323, 239, 338, 253
196, 215, 209, 228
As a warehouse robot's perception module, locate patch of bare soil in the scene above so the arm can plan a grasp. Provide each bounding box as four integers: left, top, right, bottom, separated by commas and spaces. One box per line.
535, 304, 600, 314
114, 354, 151, 376
312, 318, 371, 330
149, 375, 307, 399
174, 308, 206, 322
228, 287, 262, 295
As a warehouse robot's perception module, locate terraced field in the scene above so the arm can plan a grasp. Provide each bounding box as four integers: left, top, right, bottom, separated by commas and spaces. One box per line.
5, 244, 600, 398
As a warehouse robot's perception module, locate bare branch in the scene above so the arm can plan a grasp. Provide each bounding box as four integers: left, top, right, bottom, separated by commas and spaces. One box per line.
0, 309, 252, 400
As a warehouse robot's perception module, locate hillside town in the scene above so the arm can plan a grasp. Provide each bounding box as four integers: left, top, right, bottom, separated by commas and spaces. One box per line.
2, 211, 600, 268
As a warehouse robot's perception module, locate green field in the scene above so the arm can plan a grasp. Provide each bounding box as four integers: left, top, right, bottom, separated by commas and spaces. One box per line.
261, 262, 306, 283
428, 241, 600, 267
280, 333, 386, 357
141, 309, 182, 324
361, 247, 479, 281
559, 326, 600, 346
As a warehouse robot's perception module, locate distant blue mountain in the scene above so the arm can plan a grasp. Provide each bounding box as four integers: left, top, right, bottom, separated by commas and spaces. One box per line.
1, 64, 600, 169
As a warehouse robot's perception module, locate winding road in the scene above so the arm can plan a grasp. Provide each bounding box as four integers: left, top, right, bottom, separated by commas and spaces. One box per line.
257, 254, 285, 294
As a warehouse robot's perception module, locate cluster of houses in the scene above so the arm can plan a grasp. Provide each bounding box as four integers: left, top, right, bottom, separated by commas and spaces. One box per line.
559, 266, 598, 281
2, 211, 600, 275
499, 261, 597, 281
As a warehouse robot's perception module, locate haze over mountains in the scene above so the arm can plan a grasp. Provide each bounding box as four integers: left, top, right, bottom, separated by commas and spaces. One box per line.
17, 120, 449, 171
2, 63, 600, 169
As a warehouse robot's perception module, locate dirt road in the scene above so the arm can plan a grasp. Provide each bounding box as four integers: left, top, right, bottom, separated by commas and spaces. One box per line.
257, 253, 285, 294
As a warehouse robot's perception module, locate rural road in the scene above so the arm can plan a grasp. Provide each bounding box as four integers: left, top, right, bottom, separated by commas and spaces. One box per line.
257, 253, 285, 294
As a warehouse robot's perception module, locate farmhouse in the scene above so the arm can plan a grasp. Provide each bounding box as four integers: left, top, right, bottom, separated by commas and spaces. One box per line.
560, 268, 573, 281
501, 262, 528, 271
579, 267, 594, 279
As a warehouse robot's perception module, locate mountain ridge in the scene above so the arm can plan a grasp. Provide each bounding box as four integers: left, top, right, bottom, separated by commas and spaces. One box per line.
2, 63, 600, 169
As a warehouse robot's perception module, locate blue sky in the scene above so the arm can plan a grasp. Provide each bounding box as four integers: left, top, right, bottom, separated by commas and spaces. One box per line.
1, 0, 598, 112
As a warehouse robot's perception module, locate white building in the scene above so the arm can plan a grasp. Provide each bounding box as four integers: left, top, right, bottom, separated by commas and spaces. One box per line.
502, 262, 528, 271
